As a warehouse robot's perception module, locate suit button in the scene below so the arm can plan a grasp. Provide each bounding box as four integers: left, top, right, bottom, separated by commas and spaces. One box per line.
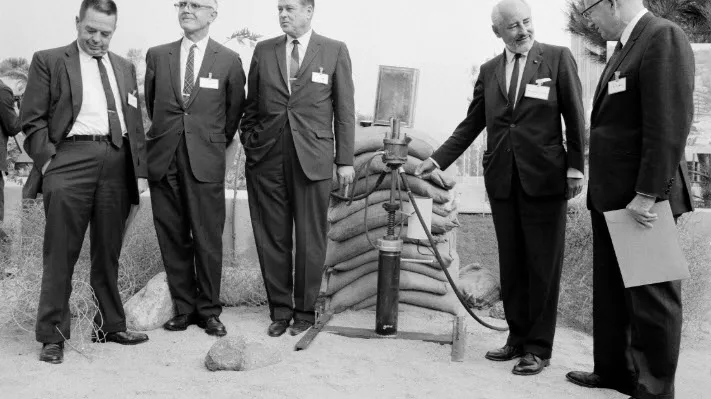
184, 112, 189, 116
287, 106, 293, 110
506, 149, 511, 152
510, 124, 516, 128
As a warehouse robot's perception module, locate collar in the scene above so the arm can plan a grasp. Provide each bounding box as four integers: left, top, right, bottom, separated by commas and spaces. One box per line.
76, 42, 109, 63
620, 8, 648, 46
287, 28, 313, 48
181, 35, 210, 52
505, 47, 530, 64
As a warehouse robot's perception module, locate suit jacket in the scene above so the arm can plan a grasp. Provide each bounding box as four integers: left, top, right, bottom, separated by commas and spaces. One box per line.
20, 42, 147, 203
432, 41, 585, 199
587, 12, 694, 216
145, 38, 246, 183
240, 31, 355, 181
0, 80, 21, 172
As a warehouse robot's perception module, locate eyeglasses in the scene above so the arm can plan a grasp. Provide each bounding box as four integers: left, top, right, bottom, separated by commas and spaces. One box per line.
174, 2, 213, 12
581, 0, 604, 19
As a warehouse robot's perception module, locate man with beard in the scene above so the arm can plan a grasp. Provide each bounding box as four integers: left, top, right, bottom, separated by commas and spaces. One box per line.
21, 0, 150, 364
416, 0, 585, 375
145, 0, 245, 337
566, 1, 694, 398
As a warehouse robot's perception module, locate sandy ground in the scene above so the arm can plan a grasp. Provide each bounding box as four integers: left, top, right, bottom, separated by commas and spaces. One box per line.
1, 307, 709, 399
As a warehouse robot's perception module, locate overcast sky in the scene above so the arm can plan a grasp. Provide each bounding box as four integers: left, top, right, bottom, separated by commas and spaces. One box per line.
0, 0, 573, 142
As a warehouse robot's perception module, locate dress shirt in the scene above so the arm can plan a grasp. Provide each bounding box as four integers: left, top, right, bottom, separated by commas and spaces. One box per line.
180, 35, 210, 96
68, 43, 127, 137
620, 8, 648, 47
504, 47, 529, 108
286, 28, 313, 93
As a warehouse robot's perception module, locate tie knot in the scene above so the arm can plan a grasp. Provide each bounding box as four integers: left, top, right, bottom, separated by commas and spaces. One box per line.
93, 56, 103, 62
292, 39, 299, 46
514, 53, 522, 60
191, 44, 197, 50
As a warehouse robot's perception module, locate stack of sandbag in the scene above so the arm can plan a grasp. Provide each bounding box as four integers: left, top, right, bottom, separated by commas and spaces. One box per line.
321, 127, 464, 316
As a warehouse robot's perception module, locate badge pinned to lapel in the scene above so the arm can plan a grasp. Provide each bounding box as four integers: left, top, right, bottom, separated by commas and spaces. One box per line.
525, 78, 551, 100
128, 90, 138, 108
608, 71, 627, 95
200, 73, 219, 90
312, 67, 328, 85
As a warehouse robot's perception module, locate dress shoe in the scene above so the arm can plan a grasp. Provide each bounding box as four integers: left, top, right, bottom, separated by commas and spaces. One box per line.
512, 353, 550, 376
163, 314, 196, 331
484, 345, 524, 361
39, 342, 64, 364
289, 320, 313, 336
91, 330, 149, 345
197, 316, 227, 337
565, 371, 633, 396
267, 320, 290, 337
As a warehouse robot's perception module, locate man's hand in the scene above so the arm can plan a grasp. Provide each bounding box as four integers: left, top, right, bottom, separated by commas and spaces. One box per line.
41, 157, 53, 175
137, 178, 149, 194
565, 177, 583, 200
414, 158, 438, 177
337, 165, 355, 191
626, 193, 658, 229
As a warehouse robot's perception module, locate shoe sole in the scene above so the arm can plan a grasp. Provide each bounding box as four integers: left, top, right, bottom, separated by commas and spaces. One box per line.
511, 359, 550, 376
39, 357, 63, 364
205, 330, 227, 337
91, 337, 149, 345
565, 374, 598, 388
164, 325, 189, 332
484, 353, 523, 362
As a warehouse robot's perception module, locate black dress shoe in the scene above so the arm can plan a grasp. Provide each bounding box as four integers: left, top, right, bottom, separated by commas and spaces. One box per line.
566, 371, 633, 395
92, 330, 149, 345
198, 316, 227, 337
164, 314, 196, 331
484, 345, 524, 361
267, 320, 290, 337
512, 353, 550, 376
39, 342, 64, 364
289, 320, 313, 336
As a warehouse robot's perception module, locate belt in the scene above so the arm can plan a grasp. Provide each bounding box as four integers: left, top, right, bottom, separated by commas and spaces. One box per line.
62, 135, 111, 142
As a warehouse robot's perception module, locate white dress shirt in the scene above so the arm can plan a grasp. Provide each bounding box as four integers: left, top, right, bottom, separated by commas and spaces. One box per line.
620, 8, 648, 47
180, 35, 210, 96
68, 43, 127, 137
286, 28, 313, 93
504, 47, 529, 109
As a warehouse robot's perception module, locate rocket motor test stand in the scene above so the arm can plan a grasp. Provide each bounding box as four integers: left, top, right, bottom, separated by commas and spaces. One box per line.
294, 119, 507, 361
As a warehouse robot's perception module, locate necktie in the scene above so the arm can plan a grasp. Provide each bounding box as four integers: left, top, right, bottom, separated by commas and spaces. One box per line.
183, 44, 197, 105
596, 41, 624, 98
94, 56, 123, 148
507, 53, 522, 110
289, 39, 300, 80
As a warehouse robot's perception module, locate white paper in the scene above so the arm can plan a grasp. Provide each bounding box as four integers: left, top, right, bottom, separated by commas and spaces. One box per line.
524, 84, 550, 100
200, 77, 219, 89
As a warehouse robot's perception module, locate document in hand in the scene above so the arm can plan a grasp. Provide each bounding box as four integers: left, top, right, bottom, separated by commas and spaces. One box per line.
603, 201, 690, 288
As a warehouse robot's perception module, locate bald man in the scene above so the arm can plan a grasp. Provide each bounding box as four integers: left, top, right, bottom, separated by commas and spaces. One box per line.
566, 1, 694, 398
416, 0, 585, 376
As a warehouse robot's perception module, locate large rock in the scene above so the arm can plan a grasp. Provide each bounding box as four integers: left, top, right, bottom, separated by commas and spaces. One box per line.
205, 335, 282, 372
124, 272, 175, 331
459, 263, 500, 309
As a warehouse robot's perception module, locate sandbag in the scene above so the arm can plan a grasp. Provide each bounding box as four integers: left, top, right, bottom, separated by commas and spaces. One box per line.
349, 290, 462, 315
325, 260, 456, 295
324, 227, 451, 267
327, 271, 450, 313
329, 238, 456, 271
336, 173, 453, 204
328, 191, 457, 224
344, 154, 456, 190
328, 203, 460, 242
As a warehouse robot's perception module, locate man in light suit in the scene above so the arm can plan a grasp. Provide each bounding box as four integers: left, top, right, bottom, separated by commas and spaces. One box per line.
566, 1, 694, 398
21, 0, 149, 364
145, 0, 245, 337
241, 0, 355, 337
416, 0, 585, 375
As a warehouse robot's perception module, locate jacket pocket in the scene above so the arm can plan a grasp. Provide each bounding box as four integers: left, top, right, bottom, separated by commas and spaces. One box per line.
314, 129, 333, 139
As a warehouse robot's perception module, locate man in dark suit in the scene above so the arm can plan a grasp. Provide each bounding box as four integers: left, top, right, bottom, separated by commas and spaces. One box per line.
21, 0, 149, 364
416, 0, 585, 375
566, 1, 694, 398
241, 0, 355, 337
145, 0, 245, 337
0, 76, 22, 241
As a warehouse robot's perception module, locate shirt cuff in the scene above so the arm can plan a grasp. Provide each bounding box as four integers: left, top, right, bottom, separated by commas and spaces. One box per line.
566, 168, 584, 179
636, 192, 656, 199
429, 157, 441, 169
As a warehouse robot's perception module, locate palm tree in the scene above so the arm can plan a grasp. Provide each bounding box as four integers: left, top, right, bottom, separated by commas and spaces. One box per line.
0, 57, 29, 75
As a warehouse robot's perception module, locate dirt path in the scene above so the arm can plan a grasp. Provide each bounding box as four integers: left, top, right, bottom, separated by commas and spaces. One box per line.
1, 307, 709, 399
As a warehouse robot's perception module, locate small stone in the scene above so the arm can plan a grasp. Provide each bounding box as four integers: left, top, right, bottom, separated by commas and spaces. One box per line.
205, 336, 283, 372
489, 301, 506, 320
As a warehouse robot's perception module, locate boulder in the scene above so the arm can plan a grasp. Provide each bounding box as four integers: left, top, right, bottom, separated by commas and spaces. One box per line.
124, 272, 175, 331
459, 263, 500, 309
205, 335, 282, 372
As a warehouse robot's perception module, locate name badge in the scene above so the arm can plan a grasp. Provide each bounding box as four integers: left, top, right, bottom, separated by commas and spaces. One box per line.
200, 73, 219, 90
608, 73, 626, 95
128, 93, 138, 108
312, 67, 329, 85
525, 84, 550, 100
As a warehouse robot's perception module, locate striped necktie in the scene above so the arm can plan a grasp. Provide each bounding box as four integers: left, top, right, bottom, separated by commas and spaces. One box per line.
183, 44, 197, 105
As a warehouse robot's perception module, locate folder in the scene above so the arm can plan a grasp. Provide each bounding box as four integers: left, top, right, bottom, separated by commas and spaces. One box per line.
603, 201, 689, 288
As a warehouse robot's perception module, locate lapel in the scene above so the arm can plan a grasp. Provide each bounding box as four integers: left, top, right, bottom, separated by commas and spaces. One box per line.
168, 39, 184, 108
275, 36, 289, 90
592, 12, 653, 109
185, 38, 220, 109
295, 31, 323, 80
108, 52, 128, 113
515, 42, 543, 108
64, 42, 83, 120
493, 52, 508, 101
